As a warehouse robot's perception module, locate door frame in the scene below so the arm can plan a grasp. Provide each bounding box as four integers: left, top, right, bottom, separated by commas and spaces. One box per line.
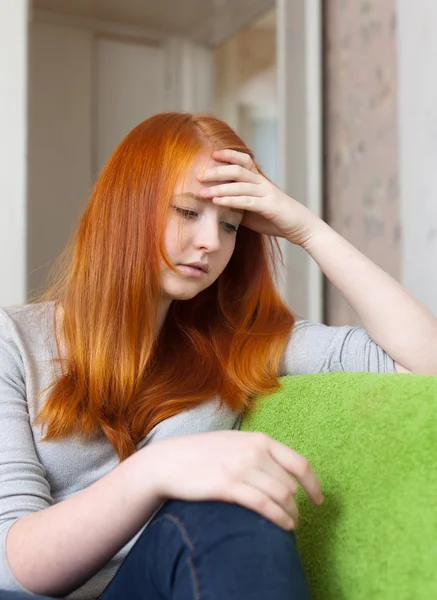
277, 0, 323, 321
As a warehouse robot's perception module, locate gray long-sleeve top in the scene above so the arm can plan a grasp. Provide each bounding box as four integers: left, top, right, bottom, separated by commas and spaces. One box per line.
0, 302, 396, 599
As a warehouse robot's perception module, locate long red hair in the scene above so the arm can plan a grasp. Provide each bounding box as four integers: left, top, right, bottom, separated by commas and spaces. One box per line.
32, 112, 295, 461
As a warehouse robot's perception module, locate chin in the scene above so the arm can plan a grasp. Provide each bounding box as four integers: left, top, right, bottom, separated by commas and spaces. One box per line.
162, 281, 205, 301
166, 289, 200, 301
160, 270, 215, 301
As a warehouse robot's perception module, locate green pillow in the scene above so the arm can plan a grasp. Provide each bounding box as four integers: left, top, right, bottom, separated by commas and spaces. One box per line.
241, 373, 437, 600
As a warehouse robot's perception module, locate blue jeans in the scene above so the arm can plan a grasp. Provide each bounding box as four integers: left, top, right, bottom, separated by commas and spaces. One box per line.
0, 500, 311, 599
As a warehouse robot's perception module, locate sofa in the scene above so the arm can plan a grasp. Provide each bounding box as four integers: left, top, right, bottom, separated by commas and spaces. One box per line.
241, 372, 437, 599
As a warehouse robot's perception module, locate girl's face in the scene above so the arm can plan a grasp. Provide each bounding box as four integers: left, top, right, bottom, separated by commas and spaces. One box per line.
160, 151, 244, 301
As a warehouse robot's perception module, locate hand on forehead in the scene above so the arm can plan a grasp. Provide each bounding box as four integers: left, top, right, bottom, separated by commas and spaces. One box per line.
175, 151, 244, 218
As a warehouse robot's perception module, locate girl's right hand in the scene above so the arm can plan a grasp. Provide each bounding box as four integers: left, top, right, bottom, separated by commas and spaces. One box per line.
143, 430, 323, 531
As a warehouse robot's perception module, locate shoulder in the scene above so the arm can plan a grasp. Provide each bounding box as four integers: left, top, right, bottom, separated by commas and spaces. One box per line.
1, 301, 55, 343
279, 319, 396, 375
278, 319, 342, 375
1, 301, 55, 327
0, 302, 57, 372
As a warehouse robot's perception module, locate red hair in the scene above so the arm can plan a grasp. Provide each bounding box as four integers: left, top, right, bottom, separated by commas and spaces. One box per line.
32, 112, 295, 461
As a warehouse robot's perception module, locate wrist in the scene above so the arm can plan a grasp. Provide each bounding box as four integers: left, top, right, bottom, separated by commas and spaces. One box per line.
283, 208, 325, 249
122, 444, 167, 503
298, 216, 332, 253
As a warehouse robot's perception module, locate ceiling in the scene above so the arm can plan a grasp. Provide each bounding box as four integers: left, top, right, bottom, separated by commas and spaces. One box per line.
32, 0, 275, 46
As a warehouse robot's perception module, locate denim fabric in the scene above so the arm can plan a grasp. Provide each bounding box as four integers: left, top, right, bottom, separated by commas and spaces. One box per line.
0, 500, 311, 600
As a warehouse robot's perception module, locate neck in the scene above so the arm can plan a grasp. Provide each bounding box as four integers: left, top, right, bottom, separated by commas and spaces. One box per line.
156, 297, 172, 336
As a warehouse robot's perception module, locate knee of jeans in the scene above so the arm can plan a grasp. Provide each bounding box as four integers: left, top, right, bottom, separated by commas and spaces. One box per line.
164, 500, 295, 551
214, 501, 295, 539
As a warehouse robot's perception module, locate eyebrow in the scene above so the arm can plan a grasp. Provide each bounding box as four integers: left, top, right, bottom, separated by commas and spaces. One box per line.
174, 192, 244, 215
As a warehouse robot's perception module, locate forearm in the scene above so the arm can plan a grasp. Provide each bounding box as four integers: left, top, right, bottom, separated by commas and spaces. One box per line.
300, 218, 437, 374
6, 447, 163, 598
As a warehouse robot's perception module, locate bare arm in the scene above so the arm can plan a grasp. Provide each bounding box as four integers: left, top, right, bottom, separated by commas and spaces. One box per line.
6, 446, 162, 598
301, 219, 437, 374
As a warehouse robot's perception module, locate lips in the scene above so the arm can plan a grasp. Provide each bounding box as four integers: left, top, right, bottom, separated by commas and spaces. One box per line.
179, 262, 209, 273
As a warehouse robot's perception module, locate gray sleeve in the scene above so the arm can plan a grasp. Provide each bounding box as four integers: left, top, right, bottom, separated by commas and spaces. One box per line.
0, 309, 53, 593
279, 319, 397, 376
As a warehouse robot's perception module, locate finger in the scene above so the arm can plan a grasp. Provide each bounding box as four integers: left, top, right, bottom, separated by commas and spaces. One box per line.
212, 149, 258, 173
199, 182, 261, 199
197, 164, 259, 184
269, 440, 323, 506
245, 467, 299, 524
260, 454, 300, 497
227, 482, 296, 531
212, 196, 257, 210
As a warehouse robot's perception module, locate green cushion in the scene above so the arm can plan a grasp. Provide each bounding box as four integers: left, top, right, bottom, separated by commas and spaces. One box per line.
241, 373, 437, 600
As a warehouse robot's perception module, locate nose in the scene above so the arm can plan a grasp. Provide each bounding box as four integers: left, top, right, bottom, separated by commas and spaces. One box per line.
193, 217, 221, 253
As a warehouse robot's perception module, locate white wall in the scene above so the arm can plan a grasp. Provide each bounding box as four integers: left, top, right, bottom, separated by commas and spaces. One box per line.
28, 21, 93, 297
0, 0, 28, 306
96, 36, 213, 171
96, 36, 168, 173
397, 0, 437, 315
177, 40, 214, 113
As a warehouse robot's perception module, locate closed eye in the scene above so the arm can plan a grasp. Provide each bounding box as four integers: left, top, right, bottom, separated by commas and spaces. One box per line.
222, 222, 239, 234
173, 205, 238, 233
173, 206, 198, 219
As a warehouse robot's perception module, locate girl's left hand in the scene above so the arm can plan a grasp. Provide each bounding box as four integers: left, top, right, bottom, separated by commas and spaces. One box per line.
197, 149, 319, 246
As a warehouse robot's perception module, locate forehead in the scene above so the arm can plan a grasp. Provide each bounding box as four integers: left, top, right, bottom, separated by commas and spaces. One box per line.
177, 151, 220, 190
192, 151, 220, 172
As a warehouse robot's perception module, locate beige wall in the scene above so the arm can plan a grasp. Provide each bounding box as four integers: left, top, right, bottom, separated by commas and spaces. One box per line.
324, 0, 400, 325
